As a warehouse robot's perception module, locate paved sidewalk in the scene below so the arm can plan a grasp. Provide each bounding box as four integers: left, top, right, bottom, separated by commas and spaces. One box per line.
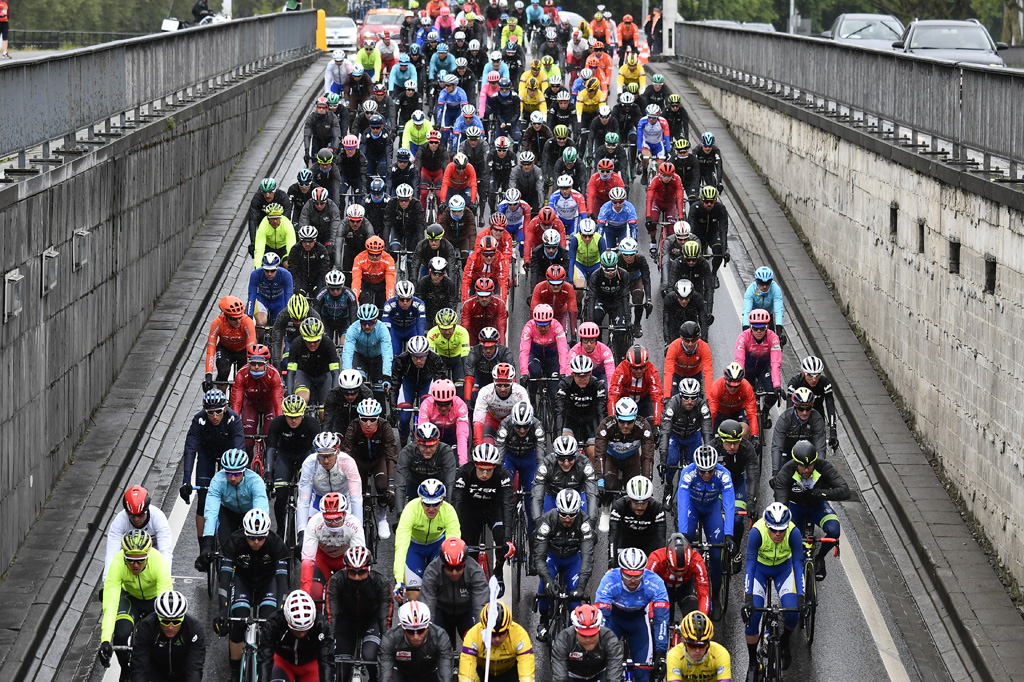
0, 57, 325, 682
656, 61, 1024, 682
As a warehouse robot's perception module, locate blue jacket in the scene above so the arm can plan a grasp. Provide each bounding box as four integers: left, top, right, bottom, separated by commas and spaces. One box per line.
595, 568, 670, 652
597, 200, 639, 227
742, 280, 785, 327
383, 295, 427, 338
436, 86, 469, 126
246, 268, 294, 316
182, 409, 245, 483
342, 320, 395, 377
525, 5, 545, 23
415, 26, 434, 47
453, 114, 485, 136
481, 62, 510, 89
389, 63, 419, 92
429, 53, 457, 80
676, 463, 736, 535
202, 469, 270, 535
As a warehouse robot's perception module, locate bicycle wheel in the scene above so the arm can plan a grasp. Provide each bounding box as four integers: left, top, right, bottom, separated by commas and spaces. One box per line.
240, 646, 257, 682
206, 551, 217, 600
251, 440, 265, 480
770, 634, 783, 682
511, 507, 527, 619
803, 559, 817, 645
720, 547, 731, 614
363, 499, 380, 558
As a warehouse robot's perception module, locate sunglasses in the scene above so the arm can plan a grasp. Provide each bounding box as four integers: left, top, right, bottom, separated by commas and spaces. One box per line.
435, 400, 453, 408
795, 405, 814, 412
684, 640, 709, 649
360, 417, 378, 424
159, 618, 185, 626
557, 455, 576, 462
444, 563, 466, 572
558, 512, 578, 519
206, 408, 225, 416
405, 627, 429, 635
125, 556, 147, 565
226, 471, 245, 478
347, 568, 369, 576
726, 380, 743, 387
422, 501, 442, 508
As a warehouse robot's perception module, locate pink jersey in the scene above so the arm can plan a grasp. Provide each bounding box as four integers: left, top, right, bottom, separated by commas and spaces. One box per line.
734, 328, 783, 388
479, 82, 500, 116
419, 395, 471, 464
569, 341, 616, 379
519, 319, 570, 375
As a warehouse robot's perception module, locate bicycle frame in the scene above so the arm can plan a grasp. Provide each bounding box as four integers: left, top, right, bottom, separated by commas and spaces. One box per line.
229, 615, 267, 682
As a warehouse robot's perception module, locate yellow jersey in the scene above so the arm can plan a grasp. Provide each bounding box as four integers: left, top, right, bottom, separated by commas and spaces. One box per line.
427, 325, 471, 358
576, 89, 607, 115
459, 621, 536, 682
667, 641, 732, 682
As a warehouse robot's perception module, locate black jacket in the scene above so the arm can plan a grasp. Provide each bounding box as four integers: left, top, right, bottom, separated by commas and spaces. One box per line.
131, 613, 206, 682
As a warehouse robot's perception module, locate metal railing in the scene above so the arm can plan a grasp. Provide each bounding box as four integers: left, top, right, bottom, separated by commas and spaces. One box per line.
673, 21, 1024, 181
0, 11, 318, 166
8, 29, 148, 50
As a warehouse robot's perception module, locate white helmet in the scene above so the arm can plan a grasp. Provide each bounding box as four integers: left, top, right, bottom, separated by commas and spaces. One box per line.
675, 279, 694, 298
552, 435, 579, 458
448, 194, 466, 212
395, 280, 416, 299
283, 590, 317, 631
618, 547, 648, 573
338, 368, 363, 390
242, 508, 271, 537
568, 354, 593, 374
398, 600, 432, 629
625, 475, 653, 502
472, 443, 502, 466
555, 488, 582, 515
693, 445, 718, 472
801, 356, 824, 375
333, 49, 346, 61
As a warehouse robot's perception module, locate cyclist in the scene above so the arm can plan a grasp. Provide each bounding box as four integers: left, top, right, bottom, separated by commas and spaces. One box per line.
247, 178, 292, 254
380, 601, 455, 682
735, 308, 783, 412
663, 279, 708, 347
300, 492, 365, 606
395, 479, 462, 602
214, 508, 289, 678
427, 308, 472, 387
462, 278, 509, 345
417, 257, 462, 328
596, 131, 630, 179
181, 390, 245, 540
105, 485, 173, 581
453, 444, 516, 586
328, 546, 390, 682
532, 435, 599, 522
645, 162, 685, 258
773, 439, 850, 582
98, 530, 174, 676
706, 363, 758, 441
383, 280, 428, 353
413, 225, 459, 281
660, 378, 713, 495
664, 321, 713, 400
594, 397, 656, 499
487, 137, 515, 211
459, 602, 536, 682
392, 336, 447, 442
585, 251, 631, 350
403, 110, 433, 159
617, 239, 653, 338
617, 53, 646, 92
742, 266, 786, 344
593, 547, 669, 682
694, 132, 723, 190
129, 590, 206, 682
299, 187, 342, 265
519, 304, 570, 401
247, 253, 294, 329
197, 450, 270, 571
459, 126, 490, 195
669, 140, 700, 204
531, 265, 577, 334
542, 129, 576, 191
486, 77, 524, 145
229, 343, 283, 461
771, 387, 828, 476
616, 14, 638, 61
575, 78, 606, 133
419, 379, 471, 465
586, 158, 624, 218
204, 296, 257, 391
342, 303, 394, 388
741, 503, 804, 678
534, 488, 595, 642
786, 355, 840, 450
608, 475, 667, 566
296, 430, 363, 532
646, 533, 711, 619
509, 153, 544, 212
551, 604, 623, 682
257, 590, 334, 682
396, 422, 458, 514
569, 322, 615, 386
387, 182, 423, 255
548, 92, 579, 142
440, 161, 478, 230
421, 537, 488, 645
544, 174, 586, 239
464, 326, 516, 404
588, 109, 619, 161
554, 356, 606, 463
666, 611, 731, 682
636, 105, 670, 186
304, 97, 342, 167
288, 226, 332, 300
473, 363, 529, 444
285, 317, 341, 406
529, 229, 571, 293
524, 207, 565, 268
352, 236, 397, 308
711, 419, 758, 572
493, 190, 532, 256
264, 394, 318, 532
676, 445, 735, 620
595, 186, 637, 252
495, 401, 547, 509
417, 130, 449, 210
608, 345, 664, 430
437, 74, 470, 148
668, 241, 714, 326
323, 369, 375, 436
686, 186, 729, 285
342, 398, 399, 539
311, 146, 344, 206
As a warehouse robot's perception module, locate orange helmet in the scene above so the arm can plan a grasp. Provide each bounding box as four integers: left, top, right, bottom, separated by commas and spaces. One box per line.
538, 206, 557, 225
366, 236, 385, 254
219, 296, 245, 318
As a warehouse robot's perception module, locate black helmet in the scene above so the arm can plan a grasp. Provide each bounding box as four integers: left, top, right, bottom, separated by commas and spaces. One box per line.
679, 320, 700, 340
790, 440, 818, 466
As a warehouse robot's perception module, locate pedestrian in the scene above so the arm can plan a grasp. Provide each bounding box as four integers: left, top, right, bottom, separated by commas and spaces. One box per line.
650, 9, 662, 55
0, 0, 10, 60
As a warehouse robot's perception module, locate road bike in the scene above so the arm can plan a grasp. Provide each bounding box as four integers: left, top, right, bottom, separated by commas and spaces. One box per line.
526, 374, 559, 436
509, 473, 531, 621
247, 413, 268, 480
751, 598, 802, 682
691, 518, 732, 617
361, 472, 389, 559
230, 615, 268, 682
800, 518, 837, 645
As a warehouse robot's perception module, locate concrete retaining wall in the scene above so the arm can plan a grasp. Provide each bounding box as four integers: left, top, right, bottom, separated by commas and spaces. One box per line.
0, 56, 313, 571
690, 79, 1024, 584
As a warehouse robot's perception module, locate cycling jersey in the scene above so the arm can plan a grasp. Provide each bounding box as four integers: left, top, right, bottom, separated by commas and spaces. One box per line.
418, 395, 471, 464
706, 378, 758, 437
394, 441, 459, 510
609, 493, 668, 560
531, 453, 599, 521
568, 341, 616, 381
646, 174, 685, 219
769, 407, 828, 475
383, 296, 428, 344
663, 338, 714, 392
219, 528, 289, 601
342, 321, 394, 377
427, 325, 471, 358
205, 314, 258, 373
246, 268, 294, 319
661, 395, 713, 443
296, 452, 363, 529
646, 547, 711, 614
351, 252, 397, 302
394, 500, 462, 583
586, 173, 626, 217
519, 319, 569, 375
734, 328, 782, 388
548, 189, 587, 221
472, 382, 531, 441
637, 117, 671, 152
403, 120, 435, 151
429, 52, 457, 80
500, 23, 526, 47
617, 64, 646, 91
379, 623, 454, 682
594, 415, 656, 478
742, 280, 785, 327
551, 626, 624, 682
356, 47, 382, 81
666, 641, 731, 682
102, 511, 173, 585
452, 462, 514, 539
459, 621, 536, 682
441, 164, 478, 204
327, 567, 391, 629
436, 86, 470, 126
203, 469, 270, 536
607, 360, 664, 425
461, 296, 509, 346
254, 216, 297, 269
786, 371, 838, 428
594, 568, 669, 649
575, 89, 606, 116
101, 549, 173, 641
257, 609, 334, 682
300, 510, 365, 591
530, 282, 577, 328
286, 335, 342, 393
230, 366, 284, 417
420, 550, 489, 618
597, 201, 639, 244
677, 461, 736, 534
465, 344, 516, 399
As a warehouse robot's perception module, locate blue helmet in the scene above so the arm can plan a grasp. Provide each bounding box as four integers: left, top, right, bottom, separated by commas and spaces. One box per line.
357, 303, 379, 322
297, 168, 313, 184
763, 502, 792, 531
221, 449, 249, 472
409, 44, 421, 55
370, 177, 386, 195
701, 131, 715, 147
755, 266, 774, 283
399, 53, 411, 64
438, 42, 449, 53
203, 389, 227, 409
357, 398, 383, 418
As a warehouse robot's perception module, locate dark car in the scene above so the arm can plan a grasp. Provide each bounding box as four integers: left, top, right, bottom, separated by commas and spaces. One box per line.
821, 13, 904, 51
892, 19, 1007, 67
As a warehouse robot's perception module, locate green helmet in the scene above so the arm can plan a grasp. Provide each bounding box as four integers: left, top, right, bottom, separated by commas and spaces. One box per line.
259, 178, 277, 193
605, 132, 619, 145
435, 308, 458, 329
562, 147, 578, 164
600, 250, 619, 269
326, 93, 342, 106
626, 82, 640, 94
652, 73, 665, 84
553, 124, 569, 139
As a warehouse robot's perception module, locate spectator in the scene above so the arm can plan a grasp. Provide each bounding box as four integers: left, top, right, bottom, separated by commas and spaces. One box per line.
1, 0, 11, 58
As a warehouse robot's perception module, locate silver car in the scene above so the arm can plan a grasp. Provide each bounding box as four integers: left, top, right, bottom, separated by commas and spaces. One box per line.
326, 16, 358, 51
892, 19, 1007, 67
821, 13, 904, 51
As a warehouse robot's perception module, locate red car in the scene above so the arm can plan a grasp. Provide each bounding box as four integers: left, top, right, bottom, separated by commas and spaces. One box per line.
358, 8, 411, 48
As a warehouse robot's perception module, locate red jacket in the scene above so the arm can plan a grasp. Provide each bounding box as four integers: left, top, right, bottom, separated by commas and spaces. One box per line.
607, 360, 663, 425
530, 281, 577, 331
586, 171, 625, 218
441, 163, 478, 203
473, 227, 516, 268
523, 216, 567, 263
706, 377, 759, 436
647, 547, 710, 615
645, 172, 684, 218
462, 250, 510, 300
663, 338, 714, 392
461, 296, 508, 345
230, 365, 284, 417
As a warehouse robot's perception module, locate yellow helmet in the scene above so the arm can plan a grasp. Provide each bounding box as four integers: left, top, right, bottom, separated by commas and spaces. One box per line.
527, 77, 539, 90
530, 59, 541, 70
679, 611, 714, 643
627, 53, 638, 66
586, 77, 600, 92
480, 602, 512, 634
287, 294, 310, 320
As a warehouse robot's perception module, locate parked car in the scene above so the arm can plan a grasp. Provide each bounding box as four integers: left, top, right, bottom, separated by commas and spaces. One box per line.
326, 16, 358, 51
821, 13, 904, 50
358, 8, 410, 48
892, 19, 1007, 66
742, 22, 777, 32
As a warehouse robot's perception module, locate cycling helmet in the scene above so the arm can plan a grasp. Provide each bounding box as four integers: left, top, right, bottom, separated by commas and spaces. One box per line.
748, 309, 770, 327
319, 491, 349, 520
473, 443, 502, 466
418, 478, 446, 504
480, 236, 498, 252
392, 280, 414, 300
455, 56, 468, 68
430, 379, 457, 402
338, 369, 363, 391
619, 237, 638, 256
701, 131, 715, 147
578, 321, 600, 339
299, 317, 325, 341
345, 545, 372, 570
791, 440, 819, 466
754, 266, 774, 283
679, 377, 702, 400
723, 362, 745, 382
717, 419, 744, 442
326, 93, 342, 107
626, 53, 638, 66
533, 304, 554, 324
569, 354, 593, 375
579, 218, 597, 235
297, 167, 314, 185
571, 604, 603, 635
282, 394, 306, 418
248, 343, 271, 365
369, 114, 385, 129
626, 344, 648, 367
693, 445, 718, 472
625, 475, 653, 502
546, 264, 566, 284
618, 547, 648, 576
652, 74, 665, 84
309, 187, 329, 205
682, 240, 702, 259
441, 537, 467, 567
343, 134, 360, 149
492, 362, 516, 383
600, 250, 618, 269
416, 422, 441, 445
495, 136, 511, 151
608, 186, 627, 202
221, 449, 249, 472
121, 529, 153, 556
530, 111, 545, 125
264, 203, 284, 217
410, 43, 422, 54
679, 320, 701, 341
466, 126, 482, 139
674, 279, 693, 298
555, 488, 582, 515
123, 485, 150, 515
597, 158, 615, 172
764, 502, 792, 531
510, 401, 534, 426
219, 295, 245, 318
801, 356, 824, 376
580, 68, 593, 80
396, 182, 414, 200
646, 104, 661, 117
262, 253, 281, 271
551, 76, 565, 88
699, 185, 718, 202
666, 533, 694, 572
488, 214, 508, 232
357, 303, 380, 322
479, 327, 500, 345
680, 611, 714, 646
438, 41, 450, 53
435, 308, 457, 329
553, 124, 569, 140
154, 590, 188, 620
364, 38, 377, 49
672, 137, 689, 151
618, 92, 634, 105
614, 397, 638, 421
313, 431, 341, 453
469, 39, 481, 50
357, 398, 382, 418
316, 147, 335, 165
599, 105, 612, 117
259, 177, 277, 193
552, 434, 579, 458
792, 386, 815, 408
347, 203, 366, 220
287, 294, 310, 320
480, 603, 512, 634
298, 224, 318, 241
398, 601, 432, 630
332, 49, 346, 60
283, 590, 317, 631
449, 194, 466, 212
556, 174, 573, 189
203, 388, 227, 409
498, 76, 512, 88
562, 147, 578, 164
586, 77, 600, 91
405, 335, 430, 357
429, 256, 448, 272
542, 230, 561, 249
243, 508, 271, 537
658, 161, 675, 178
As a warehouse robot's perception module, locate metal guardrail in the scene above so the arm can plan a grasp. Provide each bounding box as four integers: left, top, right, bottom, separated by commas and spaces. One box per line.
0, 11, 317, 166
674, 21, 1024, 180
9, 29, 148, 49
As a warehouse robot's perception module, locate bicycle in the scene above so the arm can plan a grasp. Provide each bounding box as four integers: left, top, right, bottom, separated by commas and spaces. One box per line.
526, 374, 558, 435
800, 518, 837, 645
533, 578, 573, 646
193, 486, 221, 599
657, 462, 685, 520
212, 378, 235, 402
362, 473, 389, 559
424, 182, 442, 224
691, 518, 731, 617
752, 385, 774, 487
304, 402, 325, 426
750, 599, 802, 682
247, 414, 268, 480
604, 320, 633, 365
336, 656, 380, 682
230, 615, 268, 682
621, 658, 652, 682
509, 473, 530, 621
274, 480, 300, 566
393, 248, 415, 283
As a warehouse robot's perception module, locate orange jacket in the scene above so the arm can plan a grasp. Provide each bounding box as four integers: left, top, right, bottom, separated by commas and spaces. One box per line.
608, 360, 663, 425
426, 0, 445, 18
523, 216, 566, 262
473, 227, 516, 269
205, 314, 258, 373
351, 251, 396, 301
663, 338, 714, 393
706, 377, 759, 436
530, 281, 577, 329
590, 18, 610, 41
440, 163, 478, 204
618, 21, 639, 44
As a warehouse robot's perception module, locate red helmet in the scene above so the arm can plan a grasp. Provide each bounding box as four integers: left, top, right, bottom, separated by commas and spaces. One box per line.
480, 235, 498, 251
380, 30, 391, 39
490, 213, 508, 229
248, 343, 272, 362
666, 534, 694, 572
571, 603, 602, 635
366, 236, 385, 254
475, 277, 496, 296
578, 321, 600, 339
658, 161, 675, 177
316, 96, 328, 107
442, 537, 467, 566
538, 206, 557, 225
597, 158, 615, 172
627, 344, 649, 367
492, 362, 516, 384
123, 485, 150, 515
428, 130, 442, 142
546, 265, 567, 283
